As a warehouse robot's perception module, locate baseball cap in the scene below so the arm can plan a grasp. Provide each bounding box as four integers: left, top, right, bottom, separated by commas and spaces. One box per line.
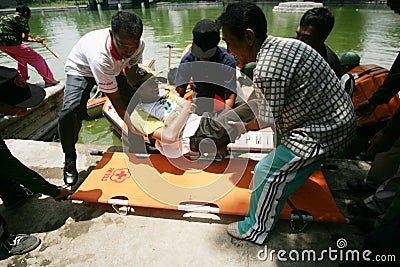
191, 19, 220, 59
126, 64, 155, 88
340, 52, 360, 66
0, 66, 45, 108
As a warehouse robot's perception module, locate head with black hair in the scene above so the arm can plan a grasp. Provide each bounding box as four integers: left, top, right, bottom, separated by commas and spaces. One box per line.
296, 7, 334, 48
109, 11, 143, 59
218, 2, 267, 42
16, 5, 31, 19
217, 2, 267, 68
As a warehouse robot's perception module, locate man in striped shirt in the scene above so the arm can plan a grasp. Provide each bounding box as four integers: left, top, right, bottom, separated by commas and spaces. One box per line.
218, 2, 356, 244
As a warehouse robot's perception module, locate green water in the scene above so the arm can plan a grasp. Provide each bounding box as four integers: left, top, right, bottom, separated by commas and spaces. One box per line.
1, 3, 399, 145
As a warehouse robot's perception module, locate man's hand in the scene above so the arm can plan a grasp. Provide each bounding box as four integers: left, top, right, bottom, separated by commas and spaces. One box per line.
27, 34, 46, 43
367, 130, 396, 156
228, 121, 247, 136
355, 100, 375, 121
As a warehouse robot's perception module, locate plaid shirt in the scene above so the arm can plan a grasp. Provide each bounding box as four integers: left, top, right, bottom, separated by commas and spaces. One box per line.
254, 36, 356, 158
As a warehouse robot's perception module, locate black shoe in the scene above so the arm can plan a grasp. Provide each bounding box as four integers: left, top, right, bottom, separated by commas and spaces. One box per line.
347, 179, 376, 194
63, 160, 78, 186
44, 80, 60, 88
347, 201, 381, 217
1, 234, 41, 255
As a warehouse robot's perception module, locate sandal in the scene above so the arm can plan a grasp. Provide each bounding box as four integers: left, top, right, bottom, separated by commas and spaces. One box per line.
54, 187, 73, 201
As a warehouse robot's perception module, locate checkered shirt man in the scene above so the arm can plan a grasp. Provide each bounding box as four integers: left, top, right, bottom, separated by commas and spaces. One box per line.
253, 36, 356, 158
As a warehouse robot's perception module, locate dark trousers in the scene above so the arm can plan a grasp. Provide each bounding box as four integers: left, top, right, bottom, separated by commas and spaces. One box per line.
190, 103, 255, 151
0, 138, 59, 204
58, 73, 143, 160
358, 216, 400, 266
0, 214, 8, 242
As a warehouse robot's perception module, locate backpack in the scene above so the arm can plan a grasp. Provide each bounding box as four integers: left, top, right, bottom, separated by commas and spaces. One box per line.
344, 64, 400, 127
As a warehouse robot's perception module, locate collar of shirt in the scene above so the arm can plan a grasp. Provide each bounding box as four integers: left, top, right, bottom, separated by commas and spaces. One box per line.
110, 37, 122, 60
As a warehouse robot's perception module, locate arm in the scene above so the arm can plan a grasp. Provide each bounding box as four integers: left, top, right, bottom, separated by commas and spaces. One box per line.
368, 52, 400, 107
227, 99, 270, 136
225, 92, 236, 109
355, 100, 376, 121
367, 106, 400, 155
19, 16, 31, 42
150, 100, 195, 143
358, 53, 400, 120
22, 32, 29, 42
106, 91, 141, 136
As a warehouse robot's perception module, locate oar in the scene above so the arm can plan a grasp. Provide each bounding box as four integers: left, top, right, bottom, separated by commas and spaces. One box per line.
29, 34, 64, 64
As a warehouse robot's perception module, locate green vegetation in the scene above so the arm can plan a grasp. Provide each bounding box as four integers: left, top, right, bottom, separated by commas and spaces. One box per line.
15, 1, 85, 7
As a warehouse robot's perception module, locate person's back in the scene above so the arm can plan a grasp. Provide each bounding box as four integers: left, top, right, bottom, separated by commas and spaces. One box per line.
296, 7, 341, 78
0, 12, 27, 46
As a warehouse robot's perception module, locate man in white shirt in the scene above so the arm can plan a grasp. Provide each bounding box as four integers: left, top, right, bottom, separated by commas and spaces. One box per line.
59, 11, 145, 186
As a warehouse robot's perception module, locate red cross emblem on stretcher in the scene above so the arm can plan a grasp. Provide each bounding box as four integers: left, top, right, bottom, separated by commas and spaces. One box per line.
110, 168, 131, 183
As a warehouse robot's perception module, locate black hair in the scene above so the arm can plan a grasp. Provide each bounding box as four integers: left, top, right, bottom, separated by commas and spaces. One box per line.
16, 5, 31, 16
217, 1, 267, 42
299, 7, 334, 42
111, 11, 143, 39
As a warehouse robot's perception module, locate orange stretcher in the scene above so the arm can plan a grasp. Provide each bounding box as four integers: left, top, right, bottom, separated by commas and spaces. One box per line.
70, 152, 346, 223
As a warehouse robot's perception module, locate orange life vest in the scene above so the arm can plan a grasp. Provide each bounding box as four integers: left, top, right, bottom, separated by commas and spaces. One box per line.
348, 64, 400, 127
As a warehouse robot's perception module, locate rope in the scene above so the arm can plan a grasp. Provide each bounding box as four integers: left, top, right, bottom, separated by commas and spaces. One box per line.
29, 34, 64, 64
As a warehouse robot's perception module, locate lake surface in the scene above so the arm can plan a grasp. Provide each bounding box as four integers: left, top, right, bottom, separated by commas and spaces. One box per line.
1, 3, 399, 145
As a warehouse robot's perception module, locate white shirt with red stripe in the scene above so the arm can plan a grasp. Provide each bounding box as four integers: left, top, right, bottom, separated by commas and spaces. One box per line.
64, 28, 145, 94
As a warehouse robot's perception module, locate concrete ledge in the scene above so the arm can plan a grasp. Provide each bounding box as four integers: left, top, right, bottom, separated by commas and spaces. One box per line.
0, 83, 64, 140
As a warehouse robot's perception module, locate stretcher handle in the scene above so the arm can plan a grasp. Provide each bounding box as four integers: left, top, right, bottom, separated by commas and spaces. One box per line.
178, 203, 220, 214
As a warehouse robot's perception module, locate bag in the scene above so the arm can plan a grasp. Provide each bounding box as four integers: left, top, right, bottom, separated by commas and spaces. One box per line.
348, 64, 400, 127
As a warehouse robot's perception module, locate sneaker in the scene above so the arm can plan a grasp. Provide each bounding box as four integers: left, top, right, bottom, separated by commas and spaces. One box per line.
44, 80, 60, 88
1, 234, 41, 255
63, 160, 78, 186
227, 222, 244, 240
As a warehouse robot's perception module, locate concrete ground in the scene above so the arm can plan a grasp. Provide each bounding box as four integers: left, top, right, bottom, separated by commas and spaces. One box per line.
0, 139, 372, 266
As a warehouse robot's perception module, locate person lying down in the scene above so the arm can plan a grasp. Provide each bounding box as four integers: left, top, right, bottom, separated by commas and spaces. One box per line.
126, 64, 258, 158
